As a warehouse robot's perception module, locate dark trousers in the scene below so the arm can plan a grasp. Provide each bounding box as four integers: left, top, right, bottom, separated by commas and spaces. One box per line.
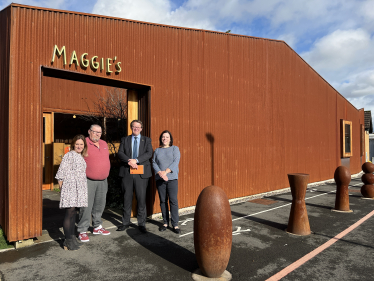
121, 174, 149, 226
156, 179, 179, 227
77, 178, 108, 233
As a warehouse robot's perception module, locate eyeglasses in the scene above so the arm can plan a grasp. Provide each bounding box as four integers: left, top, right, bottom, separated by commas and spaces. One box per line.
90, 130, 102, 135
132, 126, 142, 129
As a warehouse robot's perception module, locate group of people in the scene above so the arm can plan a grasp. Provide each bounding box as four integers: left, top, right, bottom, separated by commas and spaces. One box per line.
55, 120, 181, 251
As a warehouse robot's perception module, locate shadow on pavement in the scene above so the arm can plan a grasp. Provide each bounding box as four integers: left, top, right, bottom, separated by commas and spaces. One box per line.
101, 208, 123, 227
231, 210, 287, 231
126, 228, 198, 273
42, 197, 65, 230
145, 219, 164, 228
266, 196, 333, 210
313, 232, 374, 250
42, 196, 65, 246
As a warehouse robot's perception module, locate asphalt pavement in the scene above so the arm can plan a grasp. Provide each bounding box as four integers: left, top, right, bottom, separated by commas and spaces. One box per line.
0, 177, 373, 281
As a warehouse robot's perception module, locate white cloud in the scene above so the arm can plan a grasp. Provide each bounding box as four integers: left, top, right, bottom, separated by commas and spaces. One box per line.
277, 33, 297, 48
92, 0, 216, 30
338, 70, 374, 98
93, 0, 170, 24
348, 95, 374, 113
360, 0, 374, 23
301, 29, 372, 72
300, 28, 374, 107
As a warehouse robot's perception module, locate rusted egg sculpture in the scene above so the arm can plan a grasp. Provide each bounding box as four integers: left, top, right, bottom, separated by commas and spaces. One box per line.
362, 162, 374, 173
361, 173, 374, 184
194, 185, 232, 278
333, 166, 352, 212
286, 173, 311, 236
361, 162, 374, 199
361, 185, 374, 198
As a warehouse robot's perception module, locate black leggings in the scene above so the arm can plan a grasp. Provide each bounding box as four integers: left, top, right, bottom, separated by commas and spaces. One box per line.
63, 207, 76, 239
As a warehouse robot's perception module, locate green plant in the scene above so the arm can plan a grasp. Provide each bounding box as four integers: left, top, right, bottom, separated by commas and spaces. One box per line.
53, 187, 61, 193
0, 226, 14, 249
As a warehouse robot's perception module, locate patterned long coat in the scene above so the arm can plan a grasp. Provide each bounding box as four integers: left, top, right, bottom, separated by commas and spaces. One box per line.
55, 150, 88, 208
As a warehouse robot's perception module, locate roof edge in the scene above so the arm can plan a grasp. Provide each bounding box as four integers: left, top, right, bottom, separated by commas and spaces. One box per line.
6, 3, 360, 112
8, 3, 284, 43
280, 41, 360, 112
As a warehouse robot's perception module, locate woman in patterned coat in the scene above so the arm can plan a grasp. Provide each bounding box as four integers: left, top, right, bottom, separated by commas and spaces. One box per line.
55, 134, 88, 251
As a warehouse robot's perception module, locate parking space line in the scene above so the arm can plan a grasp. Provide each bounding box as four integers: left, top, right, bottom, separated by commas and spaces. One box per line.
266, 210, 374, 281
179, 191, 335, 238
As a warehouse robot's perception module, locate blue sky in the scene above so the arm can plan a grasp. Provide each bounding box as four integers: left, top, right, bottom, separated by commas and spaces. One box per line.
1, 0, 374, 119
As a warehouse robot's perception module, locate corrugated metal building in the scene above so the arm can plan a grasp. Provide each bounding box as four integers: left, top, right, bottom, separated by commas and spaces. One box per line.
0, 4, 365, 242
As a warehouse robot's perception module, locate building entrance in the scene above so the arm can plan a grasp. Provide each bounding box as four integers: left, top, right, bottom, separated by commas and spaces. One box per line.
40, 68, 151, 236
42, 112, 95, 190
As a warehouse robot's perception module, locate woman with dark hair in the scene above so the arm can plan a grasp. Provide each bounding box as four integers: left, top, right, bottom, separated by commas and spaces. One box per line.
152, 130, 181, 234
55, 134, 88, 250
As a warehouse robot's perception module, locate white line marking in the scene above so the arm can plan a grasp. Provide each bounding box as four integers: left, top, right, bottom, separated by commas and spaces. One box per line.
180, 218, 194, 225
179, 191, 335, 238
266, 210, 374, 280
232, 203, 292, 222
179, 231, 194, 237
232, 226, 251, 235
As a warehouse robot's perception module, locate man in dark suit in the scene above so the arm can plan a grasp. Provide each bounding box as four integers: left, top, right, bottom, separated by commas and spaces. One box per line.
117, 120, 153, 233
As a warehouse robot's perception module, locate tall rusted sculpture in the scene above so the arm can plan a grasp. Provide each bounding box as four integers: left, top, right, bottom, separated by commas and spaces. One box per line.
286, 173, 311, 236
193, 186, 232, 280
333, 166, 352, 212
361, 162, 374, 198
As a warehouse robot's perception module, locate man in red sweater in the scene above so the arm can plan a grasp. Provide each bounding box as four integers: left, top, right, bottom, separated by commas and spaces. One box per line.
77, 124, 111, 242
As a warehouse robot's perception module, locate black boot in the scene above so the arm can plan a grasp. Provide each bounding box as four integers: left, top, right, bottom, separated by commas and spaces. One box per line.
63, 238, 79, 251
71, 236, 82, 248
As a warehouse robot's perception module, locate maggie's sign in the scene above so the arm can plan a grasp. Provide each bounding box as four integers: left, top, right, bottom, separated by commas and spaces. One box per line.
51, 45, 122, 74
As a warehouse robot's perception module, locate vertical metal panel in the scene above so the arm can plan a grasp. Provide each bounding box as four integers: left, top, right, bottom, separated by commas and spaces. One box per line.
5, 4, 365, 241
8, 5, 43, 241
0, 7, 11, 238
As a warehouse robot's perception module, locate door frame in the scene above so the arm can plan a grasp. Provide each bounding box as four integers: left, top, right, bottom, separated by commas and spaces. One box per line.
42, 112, 54, 190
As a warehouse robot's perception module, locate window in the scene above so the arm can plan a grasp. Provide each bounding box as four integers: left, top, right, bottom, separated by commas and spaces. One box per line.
341, 120, 352, 157
361, 124, 365, 156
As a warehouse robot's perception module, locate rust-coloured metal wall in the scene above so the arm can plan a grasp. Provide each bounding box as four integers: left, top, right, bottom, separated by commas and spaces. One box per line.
0, 7, 11, 239
2, 4, 365, 241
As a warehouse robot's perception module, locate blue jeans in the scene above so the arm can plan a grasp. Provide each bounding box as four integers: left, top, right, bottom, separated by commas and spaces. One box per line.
156, 179, 179, 227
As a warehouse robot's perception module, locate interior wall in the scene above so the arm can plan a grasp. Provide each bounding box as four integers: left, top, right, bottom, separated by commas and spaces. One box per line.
42, 71, 127, 114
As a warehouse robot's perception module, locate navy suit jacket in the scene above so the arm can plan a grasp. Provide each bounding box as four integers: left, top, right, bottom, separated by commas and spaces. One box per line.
118, 135, 153, 178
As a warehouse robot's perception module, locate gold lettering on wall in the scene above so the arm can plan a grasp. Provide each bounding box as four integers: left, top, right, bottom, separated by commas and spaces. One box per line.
106, 58, 113, 73
51, 45, 122, 74
90, 56, 99, 69
70, 50, 79, 66
115, 62, 122, 73
51, 45, 66, 65
80, 53, 89, 68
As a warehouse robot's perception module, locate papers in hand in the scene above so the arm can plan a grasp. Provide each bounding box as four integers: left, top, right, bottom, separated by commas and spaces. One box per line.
130, 165, 144, 174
